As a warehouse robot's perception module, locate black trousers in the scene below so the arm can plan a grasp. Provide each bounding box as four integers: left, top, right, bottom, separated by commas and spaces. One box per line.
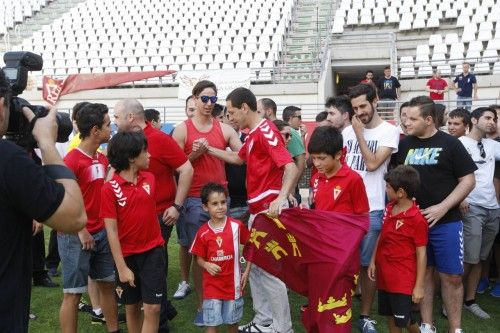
32, 228, 47, 280
158, 215, 176, 333
46, 229, 60, 270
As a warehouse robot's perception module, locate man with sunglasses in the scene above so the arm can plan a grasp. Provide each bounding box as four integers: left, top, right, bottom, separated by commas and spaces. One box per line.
172, 80, 242, 326
458, 107, 500, 320
281, 105, 306, 205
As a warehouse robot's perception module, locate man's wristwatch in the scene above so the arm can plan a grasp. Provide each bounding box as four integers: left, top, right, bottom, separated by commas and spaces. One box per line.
172, 203, 184, 213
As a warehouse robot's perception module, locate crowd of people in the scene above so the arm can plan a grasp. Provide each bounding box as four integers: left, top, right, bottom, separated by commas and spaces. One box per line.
0, 61, 499, 333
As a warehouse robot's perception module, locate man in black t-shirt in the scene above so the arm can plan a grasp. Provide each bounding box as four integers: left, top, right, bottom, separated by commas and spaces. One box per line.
394, 96, 476, 333
376, 66, 401, 116
222, 109, 249, 224
0, 71, 86, 332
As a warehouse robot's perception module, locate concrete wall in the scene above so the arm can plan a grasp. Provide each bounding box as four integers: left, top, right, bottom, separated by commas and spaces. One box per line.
19, 73, 499, 125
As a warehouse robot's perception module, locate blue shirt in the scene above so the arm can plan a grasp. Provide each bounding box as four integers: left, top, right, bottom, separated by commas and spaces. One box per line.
453, 73, 477, 97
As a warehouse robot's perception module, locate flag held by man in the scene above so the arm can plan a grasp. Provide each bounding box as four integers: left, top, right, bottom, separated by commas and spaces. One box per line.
243, 207, 369, 333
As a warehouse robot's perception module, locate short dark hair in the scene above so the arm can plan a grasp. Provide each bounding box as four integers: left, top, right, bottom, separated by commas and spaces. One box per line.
471, 107, 497, 122
282, 106, 301, 123
200, 182, 228, 205
488, 104, 500, 111
315, 111, 328, 122
384, 66, 391, 70
107, 131, 148, 172
399, 101, 410, 115
384, 165, 420, 199
71, 101, 90, 122
366, 70, 373, 75
192, 80, 217, 97
185, 95, 194, 108
226, 87, 257, 111
77, 103, 109, 139
0, 70, 12, 110
259, 98, 277, 116
434, 103, 446, 128
407, 96, 435, 120
308, 126, 343, 157
448, 108, 472, 129
325, 95, 353, 120
349, 83, 377, 104
272, 119, 289, 131
144, 108, 160, 123
211, 103, 224, 118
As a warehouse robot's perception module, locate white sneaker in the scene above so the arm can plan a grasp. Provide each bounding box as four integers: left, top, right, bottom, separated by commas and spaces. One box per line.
464, 303, 490, 319
173, 281, 191, 299
420, 323, 437, 333
238, 321, 272, 333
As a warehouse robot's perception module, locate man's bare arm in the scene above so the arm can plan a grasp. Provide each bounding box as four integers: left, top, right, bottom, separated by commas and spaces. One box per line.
208, 146, 245, 165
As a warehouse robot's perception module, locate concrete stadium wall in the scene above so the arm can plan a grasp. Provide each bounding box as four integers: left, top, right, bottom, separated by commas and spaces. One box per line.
20, 74, 499, 125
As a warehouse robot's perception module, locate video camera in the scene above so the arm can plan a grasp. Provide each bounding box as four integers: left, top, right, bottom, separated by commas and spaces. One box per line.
1, 51, 72, 149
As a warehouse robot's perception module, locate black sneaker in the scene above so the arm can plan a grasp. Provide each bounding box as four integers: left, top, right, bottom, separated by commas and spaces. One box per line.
90, 311, 106, 325
78, 300, 92, 313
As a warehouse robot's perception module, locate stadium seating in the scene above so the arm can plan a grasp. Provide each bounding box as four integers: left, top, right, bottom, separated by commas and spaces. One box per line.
13, 0, 295, 82
1, 0, 52, 36
396, 0, 499, 78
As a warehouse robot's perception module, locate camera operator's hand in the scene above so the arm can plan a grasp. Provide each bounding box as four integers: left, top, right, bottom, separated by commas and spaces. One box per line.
30, 106, 58, 149
78, 229, 95, 250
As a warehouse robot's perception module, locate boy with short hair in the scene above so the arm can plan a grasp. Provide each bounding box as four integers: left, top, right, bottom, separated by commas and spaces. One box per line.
189, 182, 251, 333
368, 165, 428, 333
308, 125, 369, 331
309, 126, 369, 214
100, 132, 166, 333
447, 108, 472, 137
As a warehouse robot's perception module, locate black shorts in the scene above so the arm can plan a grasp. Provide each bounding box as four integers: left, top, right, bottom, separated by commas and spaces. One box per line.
116, 246, 166, 305
378, 290, 413, 328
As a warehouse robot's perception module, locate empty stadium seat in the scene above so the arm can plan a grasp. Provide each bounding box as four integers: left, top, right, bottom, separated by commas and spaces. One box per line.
418, 65, 433, 77
473, 62, 490, 74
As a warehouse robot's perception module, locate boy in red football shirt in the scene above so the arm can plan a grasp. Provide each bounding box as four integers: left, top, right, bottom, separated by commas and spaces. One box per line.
101, 132, 165, 333
309, 125, 369, 214
306, 125, 369, 331
190, 183, 250, 333
368, 165, 428, 333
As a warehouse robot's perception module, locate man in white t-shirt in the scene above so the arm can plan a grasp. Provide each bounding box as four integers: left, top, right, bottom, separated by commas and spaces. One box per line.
343, 84, 400, 333
459, 107, 500, 319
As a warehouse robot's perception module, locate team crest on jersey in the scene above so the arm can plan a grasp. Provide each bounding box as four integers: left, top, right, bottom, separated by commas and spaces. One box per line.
333, 186, 342, 200
142, 183, 151, 195
395, 219, 404, 230
217, 249, 224, 257
216, 236, 223, 247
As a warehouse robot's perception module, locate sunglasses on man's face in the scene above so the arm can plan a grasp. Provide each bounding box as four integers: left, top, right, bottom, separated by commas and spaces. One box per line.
200, 95, 218, 104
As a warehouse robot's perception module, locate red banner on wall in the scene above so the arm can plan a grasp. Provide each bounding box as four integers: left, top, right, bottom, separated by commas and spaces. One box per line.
42, 70, 175, 105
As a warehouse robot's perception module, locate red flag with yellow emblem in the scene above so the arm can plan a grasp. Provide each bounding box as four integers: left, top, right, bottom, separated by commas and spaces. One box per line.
243, 207, 369, 333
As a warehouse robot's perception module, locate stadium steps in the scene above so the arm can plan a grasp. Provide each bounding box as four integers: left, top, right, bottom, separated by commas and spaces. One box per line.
276, 0, 335, 82
9, 0, 88, 47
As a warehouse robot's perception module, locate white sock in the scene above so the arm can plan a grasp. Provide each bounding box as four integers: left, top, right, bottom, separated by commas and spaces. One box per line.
93, 308, 102, 316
